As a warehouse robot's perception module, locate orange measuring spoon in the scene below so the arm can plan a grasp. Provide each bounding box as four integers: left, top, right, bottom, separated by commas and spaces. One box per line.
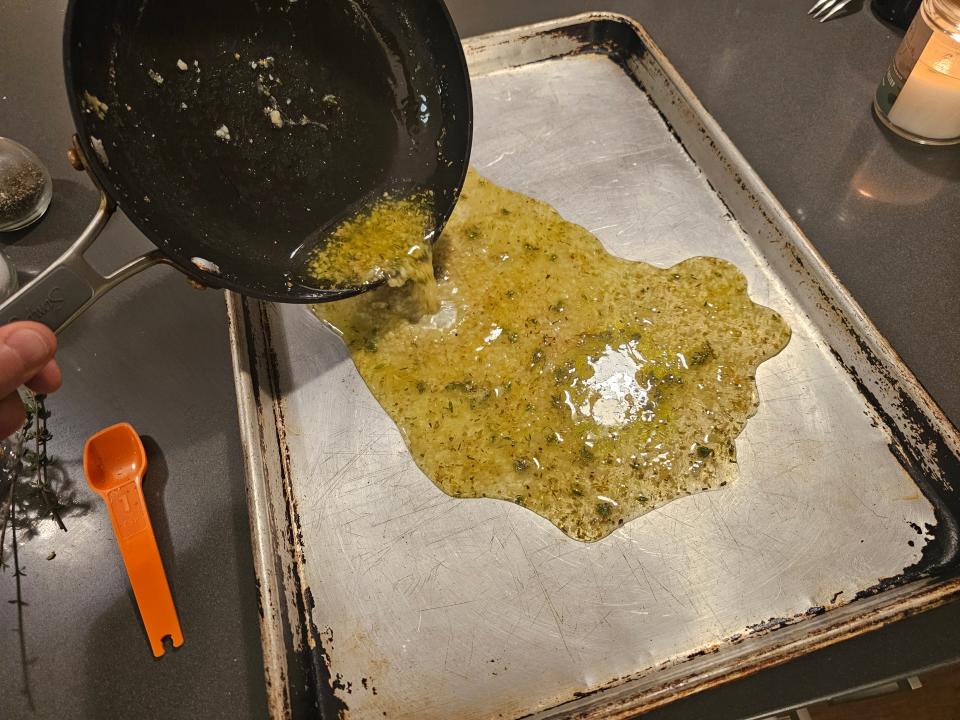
84, 422, 184, 657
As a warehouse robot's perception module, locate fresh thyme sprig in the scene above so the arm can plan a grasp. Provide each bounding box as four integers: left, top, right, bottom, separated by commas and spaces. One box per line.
0, 393, 57, 713
23, 394, 64, 532
0, 393, 67, 571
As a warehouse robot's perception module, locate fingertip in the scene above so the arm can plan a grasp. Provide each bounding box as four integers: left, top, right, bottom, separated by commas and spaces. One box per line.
45, 359, 63, 392
25, 359, 62, 394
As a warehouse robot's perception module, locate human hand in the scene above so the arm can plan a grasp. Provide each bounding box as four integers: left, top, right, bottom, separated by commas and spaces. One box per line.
0, 322, 62, 437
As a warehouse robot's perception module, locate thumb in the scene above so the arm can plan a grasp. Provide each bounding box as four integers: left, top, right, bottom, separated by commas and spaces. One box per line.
0, 322, 58, 399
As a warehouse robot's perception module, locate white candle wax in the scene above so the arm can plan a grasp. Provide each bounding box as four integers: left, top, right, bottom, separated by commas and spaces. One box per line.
888, 34, 960, 140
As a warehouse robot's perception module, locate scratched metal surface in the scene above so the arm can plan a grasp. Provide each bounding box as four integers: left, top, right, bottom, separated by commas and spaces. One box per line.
228, 16, 959, 720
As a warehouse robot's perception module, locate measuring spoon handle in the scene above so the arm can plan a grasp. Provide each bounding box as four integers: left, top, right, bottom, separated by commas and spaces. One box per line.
103, 479, 184, 657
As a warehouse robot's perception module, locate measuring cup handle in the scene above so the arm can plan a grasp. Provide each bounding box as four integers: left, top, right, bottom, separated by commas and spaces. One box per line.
103, 480, 184, 657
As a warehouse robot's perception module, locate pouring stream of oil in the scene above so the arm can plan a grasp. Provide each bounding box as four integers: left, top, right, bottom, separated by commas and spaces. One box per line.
312, 169, 791, 542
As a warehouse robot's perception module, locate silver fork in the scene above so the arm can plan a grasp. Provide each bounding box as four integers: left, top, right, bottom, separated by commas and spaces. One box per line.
808, 0, 855, 22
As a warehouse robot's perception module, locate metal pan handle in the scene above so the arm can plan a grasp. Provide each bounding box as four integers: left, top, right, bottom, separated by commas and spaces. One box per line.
0, 140, 169, 334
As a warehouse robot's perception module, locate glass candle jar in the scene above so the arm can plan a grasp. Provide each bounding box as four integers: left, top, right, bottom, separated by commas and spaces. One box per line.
874, 0, 960, 144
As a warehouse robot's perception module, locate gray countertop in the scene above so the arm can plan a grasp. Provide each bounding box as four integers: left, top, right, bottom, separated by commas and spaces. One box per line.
0, 1, 957, 719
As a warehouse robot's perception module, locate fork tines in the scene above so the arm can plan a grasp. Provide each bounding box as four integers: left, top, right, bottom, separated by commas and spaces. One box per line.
809, 0, 854, 22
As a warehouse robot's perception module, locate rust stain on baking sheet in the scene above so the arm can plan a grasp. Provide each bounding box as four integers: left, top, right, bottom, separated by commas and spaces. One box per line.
239, 300, 295, 719
309, 617, 350, 719
250, 300, 350, 718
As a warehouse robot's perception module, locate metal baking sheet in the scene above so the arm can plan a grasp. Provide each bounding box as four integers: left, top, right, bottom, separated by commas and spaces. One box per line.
226, 14, 960, 720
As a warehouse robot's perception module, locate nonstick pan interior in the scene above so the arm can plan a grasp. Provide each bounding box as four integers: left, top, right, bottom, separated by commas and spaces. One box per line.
64, 0, 472, 302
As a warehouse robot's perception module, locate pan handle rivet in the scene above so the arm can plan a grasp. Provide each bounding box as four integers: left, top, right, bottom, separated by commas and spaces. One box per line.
187, 279, 207, 291
67, 147, 84, 171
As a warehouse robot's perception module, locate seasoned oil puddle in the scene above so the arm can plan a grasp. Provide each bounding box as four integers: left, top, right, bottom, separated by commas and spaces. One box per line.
313, 170, 791, 541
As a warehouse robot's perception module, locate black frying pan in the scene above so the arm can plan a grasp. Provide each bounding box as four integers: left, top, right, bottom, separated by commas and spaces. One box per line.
0, 0, 471, 332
